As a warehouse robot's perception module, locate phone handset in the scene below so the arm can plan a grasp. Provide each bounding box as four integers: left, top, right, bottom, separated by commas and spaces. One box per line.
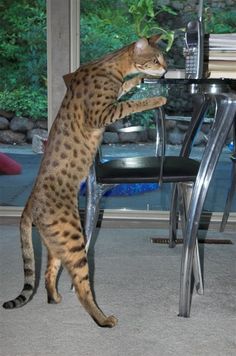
184, 20, 204, 79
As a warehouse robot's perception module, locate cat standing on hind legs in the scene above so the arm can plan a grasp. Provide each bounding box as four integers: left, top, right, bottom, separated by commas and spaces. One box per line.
2, 35, 167, 327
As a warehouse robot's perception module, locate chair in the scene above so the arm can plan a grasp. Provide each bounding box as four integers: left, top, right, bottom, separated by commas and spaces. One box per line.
84, 107, 203, 295
220, 148, 236, 232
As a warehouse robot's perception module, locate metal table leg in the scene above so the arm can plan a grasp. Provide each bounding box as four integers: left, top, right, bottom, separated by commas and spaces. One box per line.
169, 95, 212, 248
220, 121, 236, 232
179, 93, 236, 317
178, 181, 204, 295
220, 157, 236, 232
180, 95, 213, 158
169, 184, 179, 247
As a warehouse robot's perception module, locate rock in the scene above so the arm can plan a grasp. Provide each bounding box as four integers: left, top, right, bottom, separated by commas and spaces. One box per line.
165, 120, 176, 130
147, 128, 157, 141
119, 131, 138, 143
0, 130, 26, 144
0, 109, 14, 119
0, 116, 9, 130
119, 130, 148, 143
34, 119, 48, 129
167, 130, 184, 145
172, 1, 184, 10
10, 116, 34, 132
107, 120, 124, 132
26, 128, 48, 142
103, 132, 119, 144
32, 134, 48, 153
177, 121, 189, 132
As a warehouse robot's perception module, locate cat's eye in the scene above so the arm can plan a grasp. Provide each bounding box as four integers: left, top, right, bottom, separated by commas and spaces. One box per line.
153, 58, 160, 64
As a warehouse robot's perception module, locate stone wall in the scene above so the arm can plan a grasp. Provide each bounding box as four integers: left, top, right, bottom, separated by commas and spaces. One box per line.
103, 116, 216, 147
0, 110, 48, 145
0, 108, 215, 147
0, 108, 233, 148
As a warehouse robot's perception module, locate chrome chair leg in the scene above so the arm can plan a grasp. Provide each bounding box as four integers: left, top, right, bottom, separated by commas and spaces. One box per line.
85, 164, 102, 252
85, 163, 116, 251
178, 182, 204, 295
179, 94, 236, 317
169, 184, 179, 248
220, 158, 236, 232
193, 239, 203, 294
169, 95, 212, 248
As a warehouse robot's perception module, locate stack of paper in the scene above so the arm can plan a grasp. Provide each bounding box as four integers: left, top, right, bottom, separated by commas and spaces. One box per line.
204, 33, 236, 79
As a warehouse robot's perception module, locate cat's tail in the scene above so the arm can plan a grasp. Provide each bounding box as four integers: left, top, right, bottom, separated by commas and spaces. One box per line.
3, 204, 35, 309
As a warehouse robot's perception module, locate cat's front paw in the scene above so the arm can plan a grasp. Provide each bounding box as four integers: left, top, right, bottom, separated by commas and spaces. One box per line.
137, 74, 146, 84
159, 96, 167, 105
153, 96, 167, 106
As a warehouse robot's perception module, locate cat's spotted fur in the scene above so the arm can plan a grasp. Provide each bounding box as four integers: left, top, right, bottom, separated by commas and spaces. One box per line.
3, 36, 167, 327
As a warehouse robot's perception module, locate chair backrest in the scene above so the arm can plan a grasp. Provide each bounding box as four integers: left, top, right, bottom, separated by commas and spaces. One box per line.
97, 106, 167, 185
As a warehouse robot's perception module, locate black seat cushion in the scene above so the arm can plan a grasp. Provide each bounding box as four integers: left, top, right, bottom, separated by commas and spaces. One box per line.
96, 156, 200, 184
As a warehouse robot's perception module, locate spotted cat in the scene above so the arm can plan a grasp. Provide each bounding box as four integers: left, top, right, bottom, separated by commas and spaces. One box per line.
3, 35, 167, 327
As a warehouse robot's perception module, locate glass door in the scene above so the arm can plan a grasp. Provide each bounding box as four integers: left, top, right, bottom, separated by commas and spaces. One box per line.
80, 0, 236, 214
0, 0, 47, 210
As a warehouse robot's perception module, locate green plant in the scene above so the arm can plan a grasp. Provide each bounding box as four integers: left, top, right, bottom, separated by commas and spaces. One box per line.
0, 0, 47, 118
80, 0, 177, 65
80, 14, 136, 63
80, 1, 137, 63
0, 87, 47, 119
126, 0, 177, 51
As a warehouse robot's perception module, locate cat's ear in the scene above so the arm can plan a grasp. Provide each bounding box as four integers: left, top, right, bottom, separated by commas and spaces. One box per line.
148, 34, 162, 46
134, 38, 149, 55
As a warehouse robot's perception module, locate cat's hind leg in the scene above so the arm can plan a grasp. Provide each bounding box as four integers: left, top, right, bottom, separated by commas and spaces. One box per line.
45, 250, 62, 304
39, 215, 117, 327
61, 231, 118, 327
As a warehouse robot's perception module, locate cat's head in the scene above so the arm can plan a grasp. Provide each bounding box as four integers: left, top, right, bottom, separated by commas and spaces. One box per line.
133, 35, 167, 77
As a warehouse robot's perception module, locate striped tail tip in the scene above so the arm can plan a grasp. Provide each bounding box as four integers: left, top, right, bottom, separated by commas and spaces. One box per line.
2, 284, 34, 309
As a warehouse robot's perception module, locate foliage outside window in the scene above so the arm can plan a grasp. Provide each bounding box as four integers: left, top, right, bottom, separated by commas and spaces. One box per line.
80, 0, 177, 64
0, 0, 47, 119
81, 0, 236, 64
204, 5, 236, 33
0, 0, 235, 120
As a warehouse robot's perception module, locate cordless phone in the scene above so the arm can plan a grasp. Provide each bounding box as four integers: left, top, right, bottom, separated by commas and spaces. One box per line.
184, 20, 204, 79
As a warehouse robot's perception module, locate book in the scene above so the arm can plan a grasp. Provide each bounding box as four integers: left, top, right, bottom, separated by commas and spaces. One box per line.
207, 71, 236, 79
207, 61, 236, 71
204, 33, 236, 79
206, 51, 236, 61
